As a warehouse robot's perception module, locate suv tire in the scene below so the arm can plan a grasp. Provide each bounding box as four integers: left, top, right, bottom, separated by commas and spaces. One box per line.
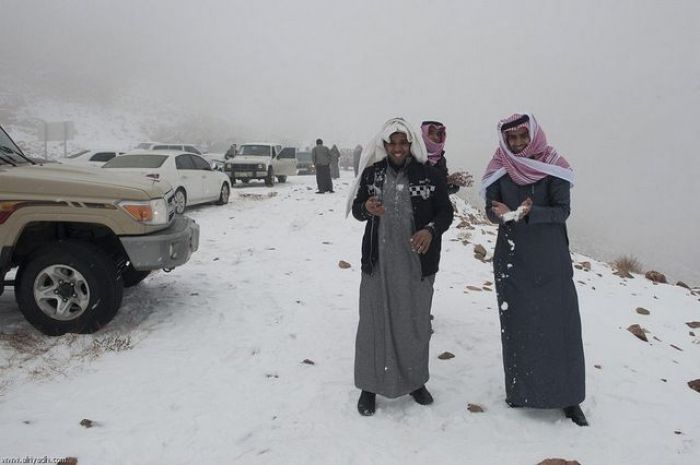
277, 175, 287, 183
15, 241, 124, 336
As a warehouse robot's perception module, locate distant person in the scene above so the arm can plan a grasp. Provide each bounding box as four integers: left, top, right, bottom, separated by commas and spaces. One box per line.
225, 144, 237, 159
312, 138, 333, 193
347, 117, 454, 416
352, 144, 362, 177
421, 120, 472, 194
481, 113, 587, 427
330, 144, 341, 179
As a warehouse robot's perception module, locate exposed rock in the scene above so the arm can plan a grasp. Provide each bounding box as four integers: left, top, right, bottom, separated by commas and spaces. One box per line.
685, 322, 700, 329
483, 281, 493, 286
537, 459, 581, 465
438, 351, 455, 360
466, 285, 483, 291
594, 364, 602, 369
580, 261, 591, 271
62, 459, 78, 465
688, 379, 700, 393
467, 403, 484, 413
635, 307, 650, 315
79, 419, 94, 428
645, 270, 667, 284
627, 324, 648, 342
613, 270, 634, 279
302, 359, 315, 365
338, 260, 351, 269
474, 244, 487, 261
670, 344, 683, 351
676, 281, 690, 289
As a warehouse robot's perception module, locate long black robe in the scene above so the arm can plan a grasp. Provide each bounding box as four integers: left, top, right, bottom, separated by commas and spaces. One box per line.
486, 174, 585, 408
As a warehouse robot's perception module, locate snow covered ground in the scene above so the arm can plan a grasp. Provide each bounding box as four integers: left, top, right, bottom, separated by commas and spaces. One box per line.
0, 171, 698, 465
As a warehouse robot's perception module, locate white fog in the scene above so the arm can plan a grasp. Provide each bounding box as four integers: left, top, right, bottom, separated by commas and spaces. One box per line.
2, 0, 699, 283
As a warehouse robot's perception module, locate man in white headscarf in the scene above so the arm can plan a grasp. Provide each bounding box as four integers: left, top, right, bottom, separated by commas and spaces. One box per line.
349, 117, 454, 416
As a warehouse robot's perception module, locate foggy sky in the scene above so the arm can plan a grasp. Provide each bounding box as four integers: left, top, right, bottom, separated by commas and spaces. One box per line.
3, 0, 700, 282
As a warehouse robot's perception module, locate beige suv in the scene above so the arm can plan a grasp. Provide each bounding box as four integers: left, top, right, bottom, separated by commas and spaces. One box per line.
0, 124, 200, 335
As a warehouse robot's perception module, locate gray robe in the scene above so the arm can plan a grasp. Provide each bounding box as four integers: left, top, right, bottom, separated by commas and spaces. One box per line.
486, 175, 585, 408
355, 165, 434, 398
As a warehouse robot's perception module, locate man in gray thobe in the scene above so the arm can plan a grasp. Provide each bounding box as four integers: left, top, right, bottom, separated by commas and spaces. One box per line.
312, 138, 333, 193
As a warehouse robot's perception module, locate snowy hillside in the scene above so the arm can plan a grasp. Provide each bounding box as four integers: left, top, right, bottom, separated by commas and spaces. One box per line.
0, 172, 698, 465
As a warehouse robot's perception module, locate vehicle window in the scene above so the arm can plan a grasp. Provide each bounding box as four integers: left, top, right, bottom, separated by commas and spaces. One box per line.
296, 151, 312, 162
0, 127, 31, 165
168, 145, 183, 151
90, 152, 116, 162
185, 145, 202, 155
67, 150, 90, 159
103, 154, 167, 168
136, 143, 152, 149
279, 147, 296, 159
191, 155, 211, 170
175, 154, 196, 170
153, 145, 169, 150
239, 145, 271, 156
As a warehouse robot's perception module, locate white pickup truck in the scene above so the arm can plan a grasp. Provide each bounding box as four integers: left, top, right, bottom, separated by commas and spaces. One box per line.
224, 143, 296, 186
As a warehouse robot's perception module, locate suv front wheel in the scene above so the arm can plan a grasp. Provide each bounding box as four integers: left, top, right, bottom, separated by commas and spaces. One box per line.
15, 241, 124, 336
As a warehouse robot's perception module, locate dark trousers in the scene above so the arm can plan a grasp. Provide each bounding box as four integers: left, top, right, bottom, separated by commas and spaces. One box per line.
315, 165, 333, 192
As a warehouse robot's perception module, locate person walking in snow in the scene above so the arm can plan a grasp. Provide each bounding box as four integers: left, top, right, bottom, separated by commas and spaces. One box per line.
312, 138, 333, 193
352, 144, 362, 177
330, 144, 341, 179
481, 113, 588, 426
347, 117, 454, 416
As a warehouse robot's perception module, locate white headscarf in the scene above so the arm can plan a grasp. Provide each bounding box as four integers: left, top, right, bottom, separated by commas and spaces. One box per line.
345, 117, 427, 217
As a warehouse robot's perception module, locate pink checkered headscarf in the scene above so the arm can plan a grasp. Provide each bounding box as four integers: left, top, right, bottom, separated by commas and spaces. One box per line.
421, 121, 446, 166
479, 113, 574, 198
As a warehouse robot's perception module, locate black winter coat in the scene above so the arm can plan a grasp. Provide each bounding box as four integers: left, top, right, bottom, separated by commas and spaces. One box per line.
428, 154, 459, 195
352, 158, 454, 277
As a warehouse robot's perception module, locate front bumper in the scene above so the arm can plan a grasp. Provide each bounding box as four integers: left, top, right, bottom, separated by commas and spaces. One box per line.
120, 216, 200, 270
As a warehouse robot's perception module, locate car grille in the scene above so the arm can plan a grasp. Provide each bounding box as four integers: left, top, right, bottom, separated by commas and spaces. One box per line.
230, 163, 260, 171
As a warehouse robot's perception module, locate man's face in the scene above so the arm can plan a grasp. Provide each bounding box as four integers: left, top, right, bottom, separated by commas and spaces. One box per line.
427, 126, 445, 144
505, 127, 530, 154
384, 132, 411, 165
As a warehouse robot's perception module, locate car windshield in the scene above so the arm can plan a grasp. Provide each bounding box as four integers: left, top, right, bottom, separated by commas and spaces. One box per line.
296, 152, 312, 162
0, 127, 32, 165
103, 154, 167, 168
67, 150, 90, 159
239, 145, 270, 156
135, 143, 153, 149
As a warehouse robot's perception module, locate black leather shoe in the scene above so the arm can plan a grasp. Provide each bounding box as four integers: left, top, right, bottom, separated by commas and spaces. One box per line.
357, 391, 376, 416
409, 386, 434, 405
563, 405, 589, 426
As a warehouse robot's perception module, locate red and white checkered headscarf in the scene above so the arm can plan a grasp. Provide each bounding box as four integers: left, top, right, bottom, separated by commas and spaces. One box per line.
479, 113, 574, 198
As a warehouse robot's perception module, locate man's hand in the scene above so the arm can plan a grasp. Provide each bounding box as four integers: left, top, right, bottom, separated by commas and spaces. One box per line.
365, 196, 385, 216
491, 200, 511, 218
410, 229, 433, 255
519, 197, 533, 217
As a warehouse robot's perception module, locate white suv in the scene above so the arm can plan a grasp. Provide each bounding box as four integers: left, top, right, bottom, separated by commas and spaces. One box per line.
224, 143, 296, 186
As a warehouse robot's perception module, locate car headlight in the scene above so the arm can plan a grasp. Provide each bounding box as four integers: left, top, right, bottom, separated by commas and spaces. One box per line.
225, 163, 232, 169
118, 198, 169, 225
